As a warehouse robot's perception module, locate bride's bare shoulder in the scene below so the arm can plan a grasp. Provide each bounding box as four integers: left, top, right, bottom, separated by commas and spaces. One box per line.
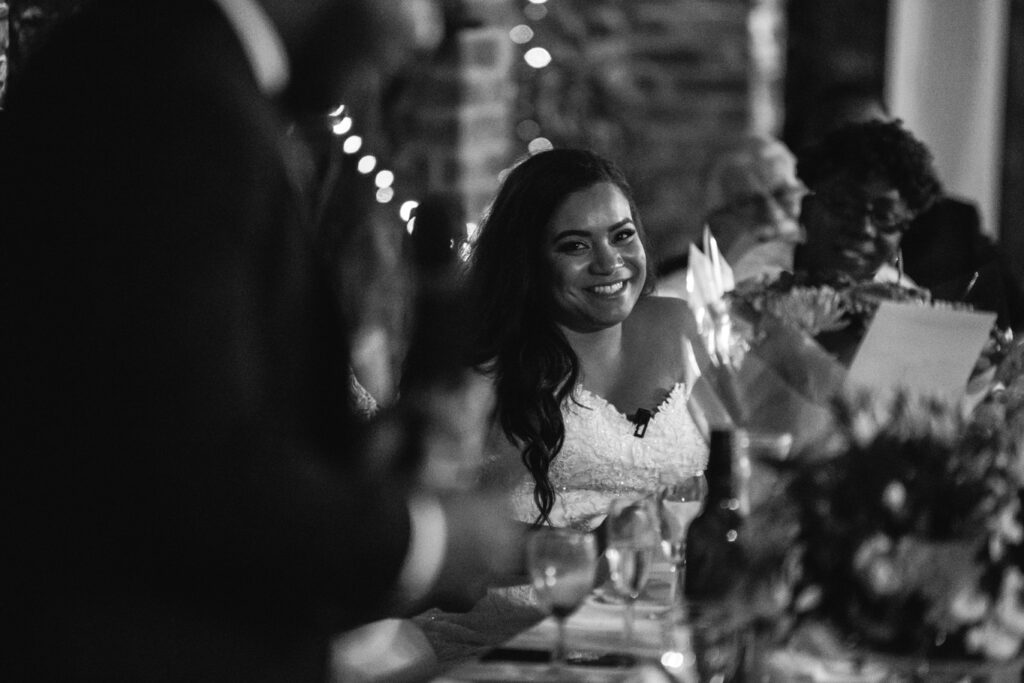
630, 295, 698, 335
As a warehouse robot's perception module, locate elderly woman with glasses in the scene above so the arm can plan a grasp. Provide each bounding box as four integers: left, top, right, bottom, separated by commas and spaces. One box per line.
795, 119, 942, 287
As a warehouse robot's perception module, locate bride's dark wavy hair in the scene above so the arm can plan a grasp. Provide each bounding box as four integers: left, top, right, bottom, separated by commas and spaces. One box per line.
466, 148, 653, 524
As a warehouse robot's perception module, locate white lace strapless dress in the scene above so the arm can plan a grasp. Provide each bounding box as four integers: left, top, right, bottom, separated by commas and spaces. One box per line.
512, 382, 708, 529
416, 382, 708, 664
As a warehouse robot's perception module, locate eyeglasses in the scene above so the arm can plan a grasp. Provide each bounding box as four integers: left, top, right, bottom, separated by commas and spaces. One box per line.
809, 191, 913, 235
716, 185, 807, 220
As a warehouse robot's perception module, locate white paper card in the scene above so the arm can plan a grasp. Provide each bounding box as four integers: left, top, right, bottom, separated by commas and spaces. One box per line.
847, 301, 995, 401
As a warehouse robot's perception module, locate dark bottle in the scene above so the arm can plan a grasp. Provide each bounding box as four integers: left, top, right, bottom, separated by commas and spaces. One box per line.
683, 428, 750, 601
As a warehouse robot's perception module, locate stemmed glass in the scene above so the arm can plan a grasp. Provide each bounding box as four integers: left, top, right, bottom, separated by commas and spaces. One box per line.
604, 497, 661, 650
658, 470, 708, 600
526, 527, 599, 670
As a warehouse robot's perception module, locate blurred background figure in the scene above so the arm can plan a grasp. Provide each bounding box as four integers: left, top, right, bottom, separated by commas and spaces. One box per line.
795, 119, 942, 288
656, 135, 806, 298
409, 191, 468, 276
799, 85, 1024, 330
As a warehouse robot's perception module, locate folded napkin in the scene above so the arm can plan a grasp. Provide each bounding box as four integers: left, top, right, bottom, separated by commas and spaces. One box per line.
685, 228, 735, 312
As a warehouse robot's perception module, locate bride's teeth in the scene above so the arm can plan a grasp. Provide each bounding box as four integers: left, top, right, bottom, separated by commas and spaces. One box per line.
592, 282, 624, 295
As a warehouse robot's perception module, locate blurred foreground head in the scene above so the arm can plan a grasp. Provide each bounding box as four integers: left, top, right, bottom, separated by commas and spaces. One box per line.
262, 0, 443, 112
702, 135, 806, 282
798, 119, 942, 284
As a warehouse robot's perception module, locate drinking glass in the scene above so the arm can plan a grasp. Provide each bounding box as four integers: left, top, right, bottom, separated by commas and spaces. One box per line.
658, 470, 708, 597
605, 497, 661, 650
527, 527, 599, 669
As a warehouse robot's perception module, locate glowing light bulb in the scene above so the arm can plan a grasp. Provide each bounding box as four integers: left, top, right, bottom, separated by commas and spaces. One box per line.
357, 155, 377, 174
528, 137, 554, 154
329, 104, 346, 117
331, 116, 353, 136
516, 119, 541, 141
400, 200, 419, 222
509, 24, 534, 44
523, 47, 552, 69
406, 216, 416, 235
342, 135, 363, 154
375, 187, 395, 203
374, 170, 394, 189
524, 3, 547, 20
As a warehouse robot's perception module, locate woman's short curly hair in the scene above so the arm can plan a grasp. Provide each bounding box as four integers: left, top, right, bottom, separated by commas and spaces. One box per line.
798, 119, 943, 215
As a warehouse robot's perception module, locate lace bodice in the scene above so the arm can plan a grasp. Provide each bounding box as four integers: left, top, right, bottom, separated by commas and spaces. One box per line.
512, 382, 708, 529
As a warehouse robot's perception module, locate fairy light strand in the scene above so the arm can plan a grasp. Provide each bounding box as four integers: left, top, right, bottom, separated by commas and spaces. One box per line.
511, 0, 553, 154
328, 104, 419, 233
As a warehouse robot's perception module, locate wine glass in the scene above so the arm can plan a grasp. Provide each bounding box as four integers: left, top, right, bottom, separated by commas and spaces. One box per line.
526, 527, 599, 670
658, 469, 708, 598
605, 497, 661, 650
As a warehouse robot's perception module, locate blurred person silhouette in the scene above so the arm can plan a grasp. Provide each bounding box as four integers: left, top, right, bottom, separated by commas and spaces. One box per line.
0, 0, 522, 680
655, 134, 806, 298
798, 84, 1023, 330
409, 191, 468, 276
795, 119, 942, 289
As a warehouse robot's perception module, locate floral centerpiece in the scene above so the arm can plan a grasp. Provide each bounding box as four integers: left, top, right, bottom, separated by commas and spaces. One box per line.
786, 388, 1024, 659
747, 340, 1024, 680
726, 273, 939, 365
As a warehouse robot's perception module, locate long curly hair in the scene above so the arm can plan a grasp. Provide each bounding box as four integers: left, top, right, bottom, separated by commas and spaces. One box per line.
798, 119, 942, 215
466, 148, 651, 524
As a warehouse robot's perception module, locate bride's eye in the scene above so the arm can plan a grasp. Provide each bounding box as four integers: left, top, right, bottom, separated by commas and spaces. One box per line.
612, 227, 636, 243
555, 239, 588, 255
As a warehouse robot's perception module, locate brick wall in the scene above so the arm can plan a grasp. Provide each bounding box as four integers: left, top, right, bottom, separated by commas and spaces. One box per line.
387, 1, 517, 229
394, 0, 787, 264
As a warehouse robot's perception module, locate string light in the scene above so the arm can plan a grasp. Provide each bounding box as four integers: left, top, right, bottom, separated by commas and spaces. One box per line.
528, 137, 553, 154
512, 0, 555, 154
331, 116, 353, 136
523, 46, 552, 69
327, 106, 416, 214
357, 155, 377, 174
399, 200, 419, 222
523, 3, 547, 21
509, 24, 534, 44
342, 135, 363, 154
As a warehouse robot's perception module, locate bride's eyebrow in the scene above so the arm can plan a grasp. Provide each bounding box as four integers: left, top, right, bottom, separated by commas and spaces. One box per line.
550, 218, 634, 243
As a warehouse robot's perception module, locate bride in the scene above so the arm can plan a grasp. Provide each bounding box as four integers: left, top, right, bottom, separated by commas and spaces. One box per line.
415, 148, 709, 661
469, 147, 708, 529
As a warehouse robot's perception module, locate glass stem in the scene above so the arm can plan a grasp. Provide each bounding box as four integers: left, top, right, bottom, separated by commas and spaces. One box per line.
553, 616, 568, 666
624, 599, 636, 649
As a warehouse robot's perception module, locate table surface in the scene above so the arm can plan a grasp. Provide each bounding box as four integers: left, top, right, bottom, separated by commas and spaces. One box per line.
432, 562, 698, 682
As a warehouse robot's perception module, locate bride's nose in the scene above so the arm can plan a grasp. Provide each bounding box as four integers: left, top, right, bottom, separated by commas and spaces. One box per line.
590, 242, 624, 273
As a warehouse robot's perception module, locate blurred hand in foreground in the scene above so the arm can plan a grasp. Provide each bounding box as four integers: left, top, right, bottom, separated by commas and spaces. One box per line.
419, 491, 526, 613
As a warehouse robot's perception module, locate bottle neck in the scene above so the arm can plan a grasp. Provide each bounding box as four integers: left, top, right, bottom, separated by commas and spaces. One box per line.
704, 430, 750, 516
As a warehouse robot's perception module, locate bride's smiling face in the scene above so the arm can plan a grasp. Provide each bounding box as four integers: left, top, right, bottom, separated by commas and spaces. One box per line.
543, 182, 647, 333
